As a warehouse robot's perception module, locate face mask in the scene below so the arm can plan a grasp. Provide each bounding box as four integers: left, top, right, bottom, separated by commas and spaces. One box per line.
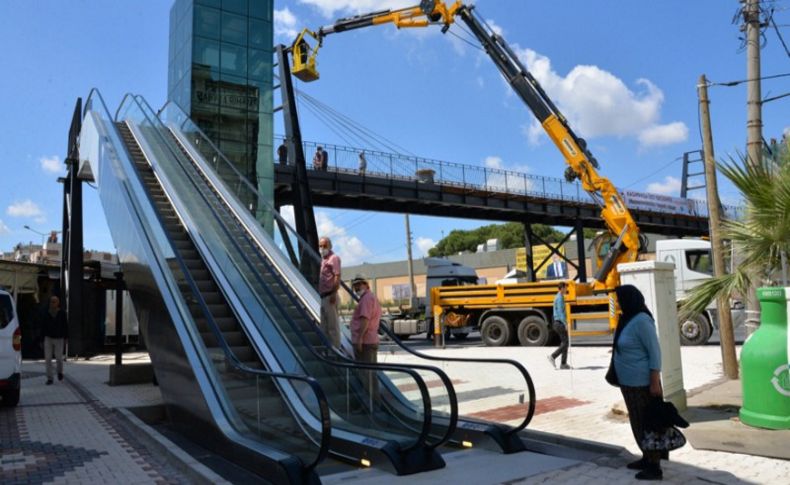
319, 248, 329, 257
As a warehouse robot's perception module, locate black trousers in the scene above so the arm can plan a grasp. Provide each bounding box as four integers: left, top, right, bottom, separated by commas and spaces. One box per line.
550, 321, 569, 364
621, 385, 663, 467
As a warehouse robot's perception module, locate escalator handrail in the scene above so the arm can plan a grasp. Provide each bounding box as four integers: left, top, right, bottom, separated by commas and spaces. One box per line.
128, 95, 436, 453
110, 93, 332, 471
160, 94, 536, 436
159, 100, 460, 449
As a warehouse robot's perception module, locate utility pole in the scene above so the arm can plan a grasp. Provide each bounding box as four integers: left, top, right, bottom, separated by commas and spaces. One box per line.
743, 0, 763, 333
404, 214, 417, 309
698, 75, 739, 380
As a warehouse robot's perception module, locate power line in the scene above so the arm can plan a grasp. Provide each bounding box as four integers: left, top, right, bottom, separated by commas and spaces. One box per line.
770, 12, 790, 57
706, 71, 790, 86
623, 156, 683, 189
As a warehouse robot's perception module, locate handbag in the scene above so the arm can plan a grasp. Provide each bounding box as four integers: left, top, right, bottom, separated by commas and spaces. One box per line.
641, 426, 686, 451
605, 357, 619, 386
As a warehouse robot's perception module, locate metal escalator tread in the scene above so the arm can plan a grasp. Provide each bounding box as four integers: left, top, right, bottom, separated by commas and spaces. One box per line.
115, 122, 309, 455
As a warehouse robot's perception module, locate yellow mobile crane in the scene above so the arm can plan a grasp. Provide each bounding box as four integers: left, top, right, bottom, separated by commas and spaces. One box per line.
291, 1, 643, 346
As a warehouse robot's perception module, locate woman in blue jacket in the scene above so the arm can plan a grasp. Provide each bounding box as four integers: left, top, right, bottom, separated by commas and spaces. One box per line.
613, 285, 664, 481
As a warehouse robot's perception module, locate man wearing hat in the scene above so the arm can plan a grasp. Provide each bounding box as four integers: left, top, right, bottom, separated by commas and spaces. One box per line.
351, 274, 382, 400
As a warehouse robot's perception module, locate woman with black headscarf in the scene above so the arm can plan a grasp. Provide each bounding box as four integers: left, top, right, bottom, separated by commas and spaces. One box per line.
612, 285, 664, 480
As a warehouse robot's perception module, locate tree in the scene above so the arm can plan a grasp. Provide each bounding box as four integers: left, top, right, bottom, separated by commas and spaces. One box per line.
681, 143, 790, 318
427, 223, 564, 257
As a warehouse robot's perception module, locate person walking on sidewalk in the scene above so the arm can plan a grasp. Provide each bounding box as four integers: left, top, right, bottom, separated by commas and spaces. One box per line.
547, 282, 570, 369
318, 237, 342, 348
612, 284, 665, 481
42, 295, 68, 385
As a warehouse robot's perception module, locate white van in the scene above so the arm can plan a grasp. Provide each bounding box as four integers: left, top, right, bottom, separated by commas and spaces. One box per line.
0, 289, 21, 406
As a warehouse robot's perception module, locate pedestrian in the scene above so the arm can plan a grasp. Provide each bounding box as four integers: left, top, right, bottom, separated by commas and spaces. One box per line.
546, 253, 567, 280
41, 295, 68, 385
547, 281, 571, 369
358, 150, 367, 175
318, 237, 341, 348
277, 142, 288, 165
610, 284, 665, 481
313, 146, 324, 170
350, 274, 381, 401
320, 146, 329, 171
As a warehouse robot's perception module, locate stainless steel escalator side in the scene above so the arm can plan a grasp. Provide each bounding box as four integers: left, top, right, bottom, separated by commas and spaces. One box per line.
125, 95, 446, 476
81, 89, 329, 483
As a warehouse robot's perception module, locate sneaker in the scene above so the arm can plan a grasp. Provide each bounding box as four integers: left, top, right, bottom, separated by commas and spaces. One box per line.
46, 379, 53, 385
58, 373, 64, 381
560, 364, 571, 370
546, 355, 556, 369
627, 458, 647, 470
635, 467, 663, 481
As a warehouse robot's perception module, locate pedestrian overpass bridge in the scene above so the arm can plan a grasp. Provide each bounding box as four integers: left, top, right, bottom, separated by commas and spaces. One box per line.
273, 138, 739, 237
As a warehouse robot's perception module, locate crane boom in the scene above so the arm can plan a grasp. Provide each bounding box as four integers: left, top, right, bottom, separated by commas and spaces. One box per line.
291, 1, 641, 290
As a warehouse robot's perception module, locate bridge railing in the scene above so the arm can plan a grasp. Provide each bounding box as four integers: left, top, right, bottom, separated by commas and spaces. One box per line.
274, 136, 742, 220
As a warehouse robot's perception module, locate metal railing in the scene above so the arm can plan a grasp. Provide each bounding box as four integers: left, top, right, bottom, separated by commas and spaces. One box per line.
275, 136, 744, 220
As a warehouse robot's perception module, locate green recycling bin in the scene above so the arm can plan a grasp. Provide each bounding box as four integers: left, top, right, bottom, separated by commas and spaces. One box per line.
739, 287, 790, 429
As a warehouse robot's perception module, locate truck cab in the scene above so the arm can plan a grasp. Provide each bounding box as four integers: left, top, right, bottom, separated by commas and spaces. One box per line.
655, 239, 744, 345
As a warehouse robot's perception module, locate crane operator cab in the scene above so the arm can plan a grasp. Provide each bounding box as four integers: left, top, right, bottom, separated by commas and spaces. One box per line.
291, 29, 320, 82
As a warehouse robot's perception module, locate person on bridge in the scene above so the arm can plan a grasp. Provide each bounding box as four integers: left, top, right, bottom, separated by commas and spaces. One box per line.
547, 282, 571, 370
350, 274, 381, 401
277, 142, 288, 165
318, 237, 341, 348
358, 150, 367, 175
313, 146, 324, 170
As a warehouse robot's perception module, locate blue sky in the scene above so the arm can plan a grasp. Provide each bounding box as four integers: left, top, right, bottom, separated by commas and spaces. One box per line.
0, 1, 788, 268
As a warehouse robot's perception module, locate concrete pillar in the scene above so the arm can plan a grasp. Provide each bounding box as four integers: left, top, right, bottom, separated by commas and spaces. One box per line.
618, 261, 687, 410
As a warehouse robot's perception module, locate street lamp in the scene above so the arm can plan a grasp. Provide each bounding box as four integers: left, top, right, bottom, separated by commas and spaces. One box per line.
23, 225, 47, 246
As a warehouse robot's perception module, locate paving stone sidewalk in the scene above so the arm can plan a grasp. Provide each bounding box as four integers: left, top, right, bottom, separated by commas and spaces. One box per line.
0, 357, 186, 485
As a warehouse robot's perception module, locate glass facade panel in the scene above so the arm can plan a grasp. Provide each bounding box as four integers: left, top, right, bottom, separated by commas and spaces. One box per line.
220, 42, 247, 77
221, 11, 247, 45
169, 0, 274, 231
222, 0, 248, 15
194, 5, 221, 39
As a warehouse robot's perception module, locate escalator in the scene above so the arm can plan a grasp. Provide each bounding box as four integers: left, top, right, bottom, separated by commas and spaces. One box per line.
112, 94, 449, 475
157, 102, 537, 454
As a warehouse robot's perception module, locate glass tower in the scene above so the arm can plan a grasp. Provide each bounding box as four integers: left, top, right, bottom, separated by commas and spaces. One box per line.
168, 0, 274, 227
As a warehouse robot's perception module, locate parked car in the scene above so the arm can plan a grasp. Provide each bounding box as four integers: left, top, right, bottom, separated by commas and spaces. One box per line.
0, 289, 21, 406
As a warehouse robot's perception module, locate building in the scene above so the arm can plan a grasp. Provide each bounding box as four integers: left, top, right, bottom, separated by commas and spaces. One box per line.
167, 0, 275, 227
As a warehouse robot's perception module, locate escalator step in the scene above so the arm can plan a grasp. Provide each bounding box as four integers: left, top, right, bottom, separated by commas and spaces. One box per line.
201, 330, 246, 347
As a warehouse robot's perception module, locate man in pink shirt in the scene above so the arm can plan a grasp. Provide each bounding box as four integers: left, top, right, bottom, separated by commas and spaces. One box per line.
318, 237, 341, 348
350, 275, 381, 401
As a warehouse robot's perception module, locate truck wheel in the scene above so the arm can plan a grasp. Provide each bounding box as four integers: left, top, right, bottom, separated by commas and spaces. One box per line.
679, 314, 712, 346
481, 316, 512, 346
517, 315, 550, 346
2, 387, 20, 407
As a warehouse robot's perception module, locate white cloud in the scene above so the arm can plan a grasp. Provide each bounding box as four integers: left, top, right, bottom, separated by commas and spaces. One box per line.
274, 7, 299, 39
7, 200, 45, 223
512, 47, 687, 149
484, 156, 503, 169
298, 0, 413, 18
0, 220, 10, 236
316, 211, 371, 266
40, 155, 62, 174
637, 122, 688, 148
415, 237, 436, 257
522, 120, 545, 146
646, 176, 681, 196
485, 19, 504, 37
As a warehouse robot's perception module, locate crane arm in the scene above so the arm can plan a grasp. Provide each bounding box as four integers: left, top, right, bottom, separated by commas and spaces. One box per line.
291, 1, 641, 290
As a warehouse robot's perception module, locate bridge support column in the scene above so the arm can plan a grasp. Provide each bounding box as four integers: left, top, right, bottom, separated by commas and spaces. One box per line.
522, 222, 535, 282
574, 219, 587, 283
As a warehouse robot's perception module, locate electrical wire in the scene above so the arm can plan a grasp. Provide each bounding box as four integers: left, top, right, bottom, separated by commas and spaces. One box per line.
707, 71, 790, 86
623, 157, 683, 189
770, 12, 790, 57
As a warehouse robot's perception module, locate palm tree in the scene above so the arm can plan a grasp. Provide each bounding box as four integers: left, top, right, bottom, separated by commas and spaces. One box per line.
681, 141, 790, 318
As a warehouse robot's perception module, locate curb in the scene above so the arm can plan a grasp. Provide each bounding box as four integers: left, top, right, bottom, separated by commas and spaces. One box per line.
520, 428, 626, 458
113, 407, 231, 485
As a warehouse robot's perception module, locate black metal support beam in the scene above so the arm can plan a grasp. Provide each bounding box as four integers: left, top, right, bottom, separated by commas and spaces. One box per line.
575, 219, 587, 282
65, 98, 84, 356
523, 222, 535, 282
276, 44, 320, 285
114, 272, 124, 367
